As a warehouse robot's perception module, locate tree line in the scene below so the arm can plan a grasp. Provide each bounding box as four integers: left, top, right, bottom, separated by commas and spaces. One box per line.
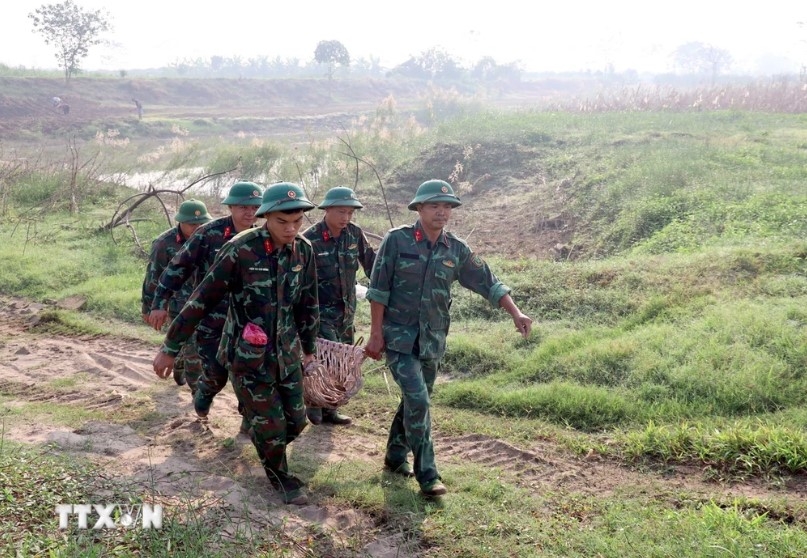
28, 1, 764, 85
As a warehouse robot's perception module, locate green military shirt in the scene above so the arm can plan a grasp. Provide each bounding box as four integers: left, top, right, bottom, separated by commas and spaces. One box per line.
141, 226, 193, 318
151, 215, 238, 335
161, 226, 319, 380
366, 220, 510, 359
302, 220, 375, 334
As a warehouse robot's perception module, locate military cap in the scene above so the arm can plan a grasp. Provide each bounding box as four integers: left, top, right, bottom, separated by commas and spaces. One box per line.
407, 179, 462, 211
256, 182, 315, 217
318, 186, 364, 209
174, 199, 213, 224
222, 181, 264, 206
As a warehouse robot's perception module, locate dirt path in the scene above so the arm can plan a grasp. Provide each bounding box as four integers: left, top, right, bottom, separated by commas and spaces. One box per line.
2, 294, 807, 555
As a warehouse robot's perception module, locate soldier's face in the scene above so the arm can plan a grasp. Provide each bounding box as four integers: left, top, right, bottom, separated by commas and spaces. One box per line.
178, 222, 201, 238
323, 206, 355, 233
417, 202, 453, 233
228, 204, 260, 231
264, 210, 306, 245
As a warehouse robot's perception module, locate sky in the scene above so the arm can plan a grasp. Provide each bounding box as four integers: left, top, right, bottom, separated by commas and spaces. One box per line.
2, 1, 805, 75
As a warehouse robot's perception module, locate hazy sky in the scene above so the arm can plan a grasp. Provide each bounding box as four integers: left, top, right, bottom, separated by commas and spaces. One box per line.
2, 1, 805, 74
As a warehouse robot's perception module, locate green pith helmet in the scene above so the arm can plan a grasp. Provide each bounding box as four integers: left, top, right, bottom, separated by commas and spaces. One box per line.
407, 179, 462, 211
222, 181, 264, 206
174, 199, 213, 224
318, 186, 363, 209
256, 182, 315, 216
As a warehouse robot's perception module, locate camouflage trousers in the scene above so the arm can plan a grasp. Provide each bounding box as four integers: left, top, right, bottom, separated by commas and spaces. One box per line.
195, 329, 246, 417
318, 312, 355, 345
230, 359, 307, 478
384, 350, 440, 488
176, 333, 204, 393
194, 330, 230, 390
166, 313, 203, 393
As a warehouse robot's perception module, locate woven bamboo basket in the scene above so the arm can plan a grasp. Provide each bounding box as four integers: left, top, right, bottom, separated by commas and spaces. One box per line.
303, 337, 367, 409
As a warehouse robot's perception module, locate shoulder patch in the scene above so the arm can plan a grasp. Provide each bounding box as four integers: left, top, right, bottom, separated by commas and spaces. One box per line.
471, 254, 485, 268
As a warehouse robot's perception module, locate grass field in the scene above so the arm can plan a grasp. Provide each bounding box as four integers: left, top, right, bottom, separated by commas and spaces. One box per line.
1, 78, 807, 556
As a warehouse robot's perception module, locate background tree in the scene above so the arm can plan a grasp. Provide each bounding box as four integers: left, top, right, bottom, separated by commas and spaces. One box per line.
28, 0, 112, 83
390, 47, 464, 81
314, 40, 350, 81
672, 42, 732, 84
471, 56, 522, 85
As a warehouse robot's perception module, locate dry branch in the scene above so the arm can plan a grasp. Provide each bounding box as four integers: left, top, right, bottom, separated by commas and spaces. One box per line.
336, 136, 395, 229
100, 168, 236, 233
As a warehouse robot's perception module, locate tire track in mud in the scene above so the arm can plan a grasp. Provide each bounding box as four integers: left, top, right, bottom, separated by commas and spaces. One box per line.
436, 433, 602, 493
0, 335, 156, 395
435, 432, 807, 520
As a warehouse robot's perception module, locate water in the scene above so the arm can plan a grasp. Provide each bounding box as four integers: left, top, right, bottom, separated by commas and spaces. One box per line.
101, 168, 226, 199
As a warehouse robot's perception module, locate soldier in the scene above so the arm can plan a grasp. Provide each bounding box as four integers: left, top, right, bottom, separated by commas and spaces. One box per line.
132, 98, 143, 120
363, 179, 533, 497
302, 186, 376, 426
141, 199, 212, 392
152, 182, 319, 505
147, 181, 263, 434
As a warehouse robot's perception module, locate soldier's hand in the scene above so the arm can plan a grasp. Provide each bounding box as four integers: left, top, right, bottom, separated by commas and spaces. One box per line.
364, 332, 385, 361
153, 351, 176, 379
148, 310, 169, 331
513, 314, 533, 339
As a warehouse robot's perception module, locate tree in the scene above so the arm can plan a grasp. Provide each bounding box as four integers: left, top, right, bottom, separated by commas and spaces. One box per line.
28, 1, 112, 83
471, 56, 522, 85
673, 42, 732, 84
389, 47, 464, 81
314, 40, 350, 81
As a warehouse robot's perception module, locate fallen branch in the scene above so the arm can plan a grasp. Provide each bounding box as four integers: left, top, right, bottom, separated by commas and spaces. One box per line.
100, 167, 236, 233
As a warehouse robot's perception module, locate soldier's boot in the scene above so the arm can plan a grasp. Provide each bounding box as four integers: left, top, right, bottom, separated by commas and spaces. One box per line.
306, 407, 323, 425
193, 388, 214, 419
420, 478, 447, 497
267, 470, 308, 505
322, 408, 352, 425
172, 366, 186, 386
383, 459, 415, 478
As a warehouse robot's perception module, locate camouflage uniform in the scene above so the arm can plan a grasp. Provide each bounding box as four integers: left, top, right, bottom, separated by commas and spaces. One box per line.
141, 226, 203, 390
151, 216, 238, 401
366, 220, 511, 488
160, 226, 319, 485
302, 220, 375, 344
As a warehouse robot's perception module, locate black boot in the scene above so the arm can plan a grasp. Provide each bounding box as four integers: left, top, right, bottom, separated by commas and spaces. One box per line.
322, 408, 352, 425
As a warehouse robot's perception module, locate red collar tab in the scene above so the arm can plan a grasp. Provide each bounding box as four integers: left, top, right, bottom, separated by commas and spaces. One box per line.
322, 229, 331, 242
264, 238, 274, 254
224, 226, 232, 239
414, 228, 424, 242
176, 232, 183, 243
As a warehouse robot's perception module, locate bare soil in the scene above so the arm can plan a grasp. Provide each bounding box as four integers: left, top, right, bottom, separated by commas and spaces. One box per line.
3, 295, 807, 555
0, 76, 581, 260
